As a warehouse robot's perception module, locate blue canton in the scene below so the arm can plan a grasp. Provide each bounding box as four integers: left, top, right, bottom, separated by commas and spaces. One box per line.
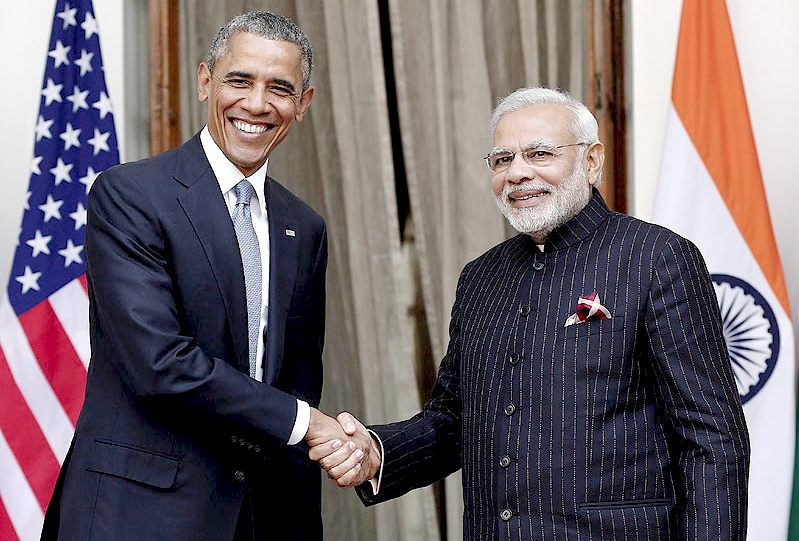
8, 0, 119, 315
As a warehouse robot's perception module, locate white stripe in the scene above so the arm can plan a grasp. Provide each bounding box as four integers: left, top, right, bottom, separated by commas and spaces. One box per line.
49, 279, 90, 368
0, 297, 74, 463
0, 426, 44, 541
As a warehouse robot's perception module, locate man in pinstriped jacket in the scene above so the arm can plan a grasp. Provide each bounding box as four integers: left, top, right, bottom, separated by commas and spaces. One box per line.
312, 87, 749, 540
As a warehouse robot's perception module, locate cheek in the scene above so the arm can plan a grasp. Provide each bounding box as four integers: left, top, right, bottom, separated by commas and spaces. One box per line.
491, 176, 505, 197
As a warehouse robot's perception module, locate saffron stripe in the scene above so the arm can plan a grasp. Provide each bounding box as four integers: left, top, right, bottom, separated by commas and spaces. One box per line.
671, 0, 790, 316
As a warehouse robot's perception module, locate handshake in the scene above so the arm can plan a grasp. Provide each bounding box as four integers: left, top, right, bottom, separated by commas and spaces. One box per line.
304, 408, 381, 489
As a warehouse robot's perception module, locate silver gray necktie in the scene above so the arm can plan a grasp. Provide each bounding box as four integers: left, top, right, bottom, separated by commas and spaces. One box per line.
231, 180, 261, 379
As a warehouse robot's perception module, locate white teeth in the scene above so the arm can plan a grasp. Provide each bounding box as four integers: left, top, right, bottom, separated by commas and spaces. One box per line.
513, 193, 544, 201
232, 120, 268, 134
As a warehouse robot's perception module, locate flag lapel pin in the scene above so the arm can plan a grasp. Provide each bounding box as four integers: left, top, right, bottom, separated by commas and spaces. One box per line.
285, 228, 296, 237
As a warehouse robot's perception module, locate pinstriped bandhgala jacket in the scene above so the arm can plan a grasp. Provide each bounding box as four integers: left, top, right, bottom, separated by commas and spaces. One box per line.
362, 190, 749, 541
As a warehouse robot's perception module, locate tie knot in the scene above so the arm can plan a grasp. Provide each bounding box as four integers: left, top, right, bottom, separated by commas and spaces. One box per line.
234, 180, 255, 206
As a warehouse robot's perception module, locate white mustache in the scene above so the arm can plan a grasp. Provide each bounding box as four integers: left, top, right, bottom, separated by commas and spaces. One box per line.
502, 181, 555, 198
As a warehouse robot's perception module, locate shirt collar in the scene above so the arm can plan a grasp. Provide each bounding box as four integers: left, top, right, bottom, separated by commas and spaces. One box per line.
200, 126, 268, 213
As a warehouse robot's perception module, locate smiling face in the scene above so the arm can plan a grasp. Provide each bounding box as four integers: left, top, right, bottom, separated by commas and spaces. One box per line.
197, 32, 314, 177
490, 103, 604, 240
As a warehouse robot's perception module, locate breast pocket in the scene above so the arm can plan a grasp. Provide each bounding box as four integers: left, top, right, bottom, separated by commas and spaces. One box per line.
552, 316, 628, 379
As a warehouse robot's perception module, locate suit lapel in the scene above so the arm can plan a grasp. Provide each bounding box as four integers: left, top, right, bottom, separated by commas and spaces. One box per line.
175, 136, 249, 374
264, 177, 299, 383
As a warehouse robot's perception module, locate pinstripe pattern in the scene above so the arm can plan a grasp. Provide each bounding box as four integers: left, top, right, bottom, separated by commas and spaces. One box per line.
365, 191, 749, 540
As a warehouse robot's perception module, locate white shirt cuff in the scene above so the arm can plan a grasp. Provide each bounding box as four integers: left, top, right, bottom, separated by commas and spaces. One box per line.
287, 399, 310, 445
366, 429, 384, 495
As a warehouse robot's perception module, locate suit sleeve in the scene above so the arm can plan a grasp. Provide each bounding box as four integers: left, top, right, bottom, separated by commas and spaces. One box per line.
645, 234, 750, 540
358, 267, 469, 505
86, 168, 299, 445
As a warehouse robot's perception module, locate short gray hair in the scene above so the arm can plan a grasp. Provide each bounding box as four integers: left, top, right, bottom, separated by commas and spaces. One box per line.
489, 87, 599, 145
206, 11, 313, 92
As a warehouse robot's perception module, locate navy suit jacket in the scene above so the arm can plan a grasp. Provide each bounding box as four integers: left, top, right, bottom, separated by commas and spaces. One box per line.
363, 191, 749, 541
41, 134, 327, 540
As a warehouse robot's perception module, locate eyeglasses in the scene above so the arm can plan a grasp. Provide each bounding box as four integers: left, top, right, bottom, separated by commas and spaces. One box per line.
483, 142, 589, 172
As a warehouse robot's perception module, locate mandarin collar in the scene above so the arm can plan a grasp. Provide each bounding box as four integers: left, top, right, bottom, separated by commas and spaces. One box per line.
523, 188, 611, 253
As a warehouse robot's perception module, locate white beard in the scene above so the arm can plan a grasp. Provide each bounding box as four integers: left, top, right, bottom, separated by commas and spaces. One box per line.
494, 165, 593, 241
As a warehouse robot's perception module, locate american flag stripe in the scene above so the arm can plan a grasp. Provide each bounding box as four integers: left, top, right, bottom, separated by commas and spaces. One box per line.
0, 353, 60, 508
50, 280, 91, 367
78, 273, 88, 293
19, 301, 87, 424
0, 498, 20, 541
0, 300, 74, 463
0, 427, 45, 540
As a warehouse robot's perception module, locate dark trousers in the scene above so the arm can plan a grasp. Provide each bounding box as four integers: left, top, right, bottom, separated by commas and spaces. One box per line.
233, 471, 323, 541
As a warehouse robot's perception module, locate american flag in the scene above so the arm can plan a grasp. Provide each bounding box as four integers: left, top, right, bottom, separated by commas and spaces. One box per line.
0, 1, 118, 538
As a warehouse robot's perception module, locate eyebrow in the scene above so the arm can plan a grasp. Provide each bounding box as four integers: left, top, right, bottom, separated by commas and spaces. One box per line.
270, 78, 297, 93
521, 140, 556, 150
489, 140, 556, 155
223, 70, 253, 80
222, 71, 297, 94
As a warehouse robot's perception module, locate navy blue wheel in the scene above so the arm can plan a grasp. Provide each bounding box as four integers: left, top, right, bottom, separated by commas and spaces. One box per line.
711, 274, 780, 404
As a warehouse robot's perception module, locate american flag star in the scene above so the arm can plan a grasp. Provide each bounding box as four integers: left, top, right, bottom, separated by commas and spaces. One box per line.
0, 1, 119, 538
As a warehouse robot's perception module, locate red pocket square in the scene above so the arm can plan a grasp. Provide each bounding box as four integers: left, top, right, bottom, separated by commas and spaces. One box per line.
564, 291, 612, 327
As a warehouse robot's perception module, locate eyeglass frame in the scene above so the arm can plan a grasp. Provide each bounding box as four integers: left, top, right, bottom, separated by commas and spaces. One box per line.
483, 142, 590, 172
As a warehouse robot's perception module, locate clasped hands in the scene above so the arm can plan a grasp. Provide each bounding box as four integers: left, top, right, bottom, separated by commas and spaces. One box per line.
305, 408, 380, 488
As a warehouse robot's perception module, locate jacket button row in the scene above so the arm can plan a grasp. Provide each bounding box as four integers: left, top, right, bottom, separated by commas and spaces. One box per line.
500, 508, 513, 521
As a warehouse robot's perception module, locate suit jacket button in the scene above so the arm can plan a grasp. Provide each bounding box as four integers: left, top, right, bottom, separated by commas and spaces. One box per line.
500, 508, 513, 521
508, 352, 520, 365
254, 445, 262, 453
500, 455, 511, 468
231, 436, 238, 443
234, 470, 245, 482
504, 404, 516, 416
532, 261, 544, 271
518, 304, 530, 316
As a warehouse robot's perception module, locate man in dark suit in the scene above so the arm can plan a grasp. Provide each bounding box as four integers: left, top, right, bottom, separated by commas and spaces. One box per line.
41, 11, 371, 541
313, 87, 750, 540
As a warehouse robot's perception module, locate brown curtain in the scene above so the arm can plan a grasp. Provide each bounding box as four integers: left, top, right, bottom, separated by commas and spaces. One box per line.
387, 1, 586, 538
179, 1, 587, 539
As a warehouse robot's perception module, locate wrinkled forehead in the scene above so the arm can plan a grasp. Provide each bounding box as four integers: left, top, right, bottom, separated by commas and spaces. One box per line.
493, 104, 574, 149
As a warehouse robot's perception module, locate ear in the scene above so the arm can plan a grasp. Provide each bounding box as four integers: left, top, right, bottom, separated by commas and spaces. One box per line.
294, 86, 315, 122
197, 63, 211, 102
584, 142, 605, 186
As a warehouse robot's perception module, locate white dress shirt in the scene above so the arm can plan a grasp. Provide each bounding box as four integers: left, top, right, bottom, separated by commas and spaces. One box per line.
200, 127, 309, 445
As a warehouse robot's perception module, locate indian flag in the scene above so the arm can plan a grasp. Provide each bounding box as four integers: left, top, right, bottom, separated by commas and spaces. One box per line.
652, 0, 796, 539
